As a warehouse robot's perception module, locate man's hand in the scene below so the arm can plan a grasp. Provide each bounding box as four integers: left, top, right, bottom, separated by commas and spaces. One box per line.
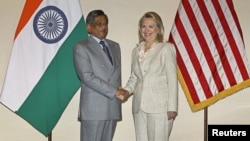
115, 87, 130, 102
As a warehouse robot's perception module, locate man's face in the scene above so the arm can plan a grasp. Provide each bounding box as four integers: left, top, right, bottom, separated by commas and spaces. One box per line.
87, 15, 108, 39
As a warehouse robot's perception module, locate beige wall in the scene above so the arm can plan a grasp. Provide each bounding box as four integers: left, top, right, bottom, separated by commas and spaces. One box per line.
1, 0, 250, 141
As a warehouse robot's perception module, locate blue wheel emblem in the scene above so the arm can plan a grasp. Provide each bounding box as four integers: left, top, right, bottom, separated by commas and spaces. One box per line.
33, 6, 68, 44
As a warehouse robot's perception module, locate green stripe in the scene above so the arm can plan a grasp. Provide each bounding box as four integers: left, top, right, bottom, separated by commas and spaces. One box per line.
16, 17, 88, 136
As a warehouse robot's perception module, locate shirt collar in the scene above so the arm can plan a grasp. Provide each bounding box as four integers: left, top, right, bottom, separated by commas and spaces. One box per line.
91, 35, 106, 44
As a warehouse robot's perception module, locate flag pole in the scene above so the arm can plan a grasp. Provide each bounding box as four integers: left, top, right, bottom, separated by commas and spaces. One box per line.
204, 107, 208, 141
48, 132, 52, 141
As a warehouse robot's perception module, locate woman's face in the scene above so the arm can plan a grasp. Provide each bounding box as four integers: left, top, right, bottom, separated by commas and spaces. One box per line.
140, 18, 159, 43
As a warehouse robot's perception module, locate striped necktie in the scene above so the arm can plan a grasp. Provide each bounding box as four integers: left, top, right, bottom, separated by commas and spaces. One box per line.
99, 40, 112, 65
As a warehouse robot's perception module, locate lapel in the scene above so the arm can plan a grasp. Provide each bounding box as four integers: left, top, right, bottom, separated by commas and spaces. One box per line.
89, 37, 114, 68
134, 42, 163, 77
133, 47, 143, 78
106, 40, 115, 67
144, 44, 162, 60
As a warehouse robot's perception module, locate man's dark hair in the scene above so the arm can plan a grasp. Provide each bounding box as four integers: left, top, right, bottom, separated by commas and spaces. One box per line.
86, 9, 109, 24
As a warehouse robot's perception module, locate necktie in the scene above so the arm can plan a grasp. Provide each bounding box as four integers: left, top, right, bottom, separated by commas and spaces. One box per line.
99, 40, 113, 65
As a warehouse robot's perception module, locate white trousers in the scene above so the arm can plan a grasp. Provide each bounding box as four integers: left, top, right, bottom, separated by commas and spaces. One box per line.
133, 110, 174, 141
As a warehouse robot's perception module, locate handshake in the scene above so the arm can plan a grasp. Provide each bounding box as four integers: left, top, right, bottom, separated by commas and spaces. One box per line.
115, 87, 130, 102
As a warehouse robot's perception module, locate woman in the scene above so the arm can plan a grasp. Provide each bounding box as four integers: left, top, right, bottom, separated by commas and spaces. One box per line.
124, 11, 178, 141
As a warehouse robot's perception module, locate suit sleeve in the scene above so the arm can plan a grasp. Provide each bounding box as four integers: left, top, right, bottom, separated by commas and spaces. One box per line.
124, 48, 138, 94
165, 43, 178, 112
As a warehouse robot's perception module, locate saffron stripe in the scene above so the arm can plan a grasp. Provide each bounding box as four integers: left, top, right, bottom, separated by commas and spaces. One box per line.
15, 0, 42, 39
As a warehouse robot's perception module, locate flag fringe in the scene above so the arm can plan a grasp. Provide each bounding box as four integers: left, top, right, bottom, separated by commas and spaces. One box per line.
178, 68, 250, 112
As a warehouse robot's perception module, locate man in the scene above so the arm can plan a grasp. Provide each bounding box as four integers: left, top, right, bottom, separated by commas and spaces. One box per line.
73, 10, 129, 141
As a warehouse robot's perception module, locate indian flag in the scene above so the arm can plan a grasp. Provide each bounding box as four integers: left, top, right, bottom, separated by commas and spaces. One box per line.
0, 0, 88, 136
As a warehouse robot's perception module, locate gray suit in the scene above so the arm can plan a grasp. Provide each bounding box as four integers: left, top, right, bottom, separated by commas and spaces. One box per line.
73, 36, 122, 140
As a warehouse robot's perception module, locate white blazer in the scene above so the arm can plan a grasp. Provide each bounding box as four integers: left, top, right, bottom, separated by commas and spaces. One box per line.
125, 42, 178, 114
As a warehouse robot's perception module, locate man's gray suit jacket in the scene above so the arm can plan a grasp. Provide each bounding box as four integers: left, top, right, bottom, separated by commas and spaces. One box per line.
73, 36, 122, 120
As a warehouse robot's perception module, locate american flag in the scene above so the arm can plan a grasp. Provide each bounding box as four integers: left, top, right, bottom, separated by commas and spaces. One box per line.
169, 0, 250, 112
